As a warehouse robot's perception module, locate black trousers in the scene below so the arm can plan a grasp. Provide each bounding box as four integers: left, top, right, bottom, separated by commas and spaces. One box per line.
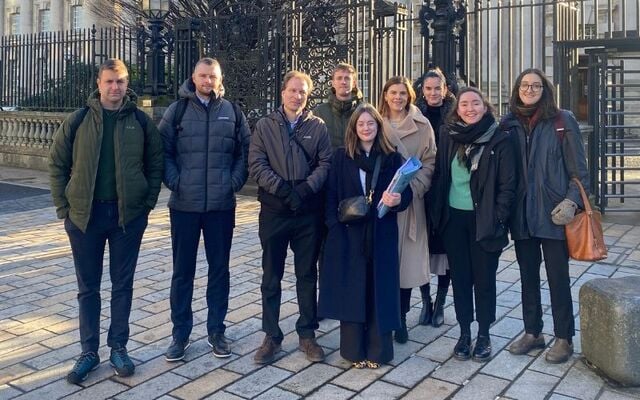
442, 208, 500, 333
514, 238, 575, 339
258, 212, 321, 342
169, 208, 234, 341
340, 261, 393, 364
65, 201, 148, 353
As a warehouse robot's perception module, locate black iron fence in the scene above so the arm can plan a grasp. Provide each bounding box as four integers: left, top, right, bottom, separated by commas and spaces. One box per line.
0, 26, 149, 111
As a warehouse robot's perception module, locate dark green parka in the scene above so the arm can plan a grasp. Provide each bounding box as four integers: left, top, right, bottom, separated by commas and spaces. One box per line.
49, 90, 164, 232
313, 87, 363, 148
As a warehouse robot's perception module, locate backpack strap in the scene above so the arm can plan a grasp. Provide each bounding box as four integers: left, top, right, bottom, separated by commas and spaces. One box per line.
68, 106, 90, 144
554, 111, 566, 142
172, 98, 189, 133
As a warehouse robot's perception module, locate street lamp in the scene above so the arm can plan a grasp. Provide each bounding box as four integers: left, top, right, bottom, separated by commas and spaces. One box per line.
141, 0, 172, 96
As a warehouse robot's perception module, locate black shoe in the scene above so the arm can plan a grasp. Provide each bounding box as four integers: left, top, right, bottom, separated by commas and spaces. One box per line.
418, 295, 433, 326
472, 335, 492, 362
165, 338, 191, 362
208, 333, 232, 358
394, 316, 408, 344
67, 351, 100, 384
453, 334, 472, 360
431, 287, 447, 327
110, 345, 135, 377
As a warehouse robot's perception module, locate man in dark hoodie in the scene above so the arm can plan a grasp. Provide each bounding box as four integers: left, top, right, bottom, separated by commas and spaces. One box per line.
249, 70, 332, 364
313, 63, 363, 148
49, 58, 164, 384
159, 57, 251, 362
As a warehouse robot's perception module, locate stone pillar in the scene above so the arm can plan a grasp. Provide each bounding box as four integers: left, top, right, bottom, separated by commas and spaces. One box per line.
49, 0, 63, 32
0, 0, 5, 36
19, 0, 33, 34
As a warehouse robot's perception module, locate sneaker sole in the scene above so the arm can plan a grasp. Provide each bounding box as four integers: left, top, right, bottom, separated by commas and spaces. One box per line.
207, 337, 232, 358
67, 363, 100, 384
165, 341, 191, 362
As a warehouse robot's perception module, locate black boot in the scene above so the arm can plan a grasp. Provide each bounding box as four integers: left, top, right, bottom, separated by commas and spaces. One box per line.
418, 284, 432, 326
394, 314, 408, 344
431, 286, 447, 327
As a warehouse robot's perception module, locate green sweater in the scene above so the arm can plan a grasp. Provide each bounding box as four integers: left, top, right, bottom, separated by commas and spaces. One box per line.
449, 157, 474, 210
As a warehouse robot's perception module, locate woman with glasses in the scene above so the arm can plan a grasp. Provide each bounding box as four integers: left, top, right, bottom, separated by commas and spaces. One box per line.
430, 87, 516, 362
318, 103, 412, 369
501, 69, 589, 364
378, 76, 437, 344
414, 68, 456, 327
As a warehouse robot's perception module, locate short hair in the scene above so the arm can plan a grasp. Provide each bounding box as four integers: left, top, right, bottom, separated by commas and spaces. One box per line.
332, 62, 357, 82
282, 70, 313, 93
98, 58, 128, 80
378, 76, 416, 117
447, 86, 496, 124
344, 103, 395, 159
509, 68, 558, 119
194, 57, 221, 71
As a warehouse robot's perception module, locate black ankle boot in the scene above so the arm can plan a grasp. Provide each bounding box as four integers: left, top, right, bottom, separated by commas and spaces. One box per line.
431, 286, 447, 327
394, 315, 408, 344
418, 285, 432, 326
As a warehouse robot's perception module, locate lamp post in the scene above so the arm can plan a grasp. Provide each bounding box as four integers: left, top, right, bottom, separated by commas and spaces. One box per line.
420, 0, 466, 92
141, 0, 171, 96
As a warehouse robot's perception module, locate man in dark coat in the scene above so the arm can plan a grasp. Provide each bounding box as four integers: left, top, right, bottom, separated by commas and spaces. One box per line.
249, 70, 332, 364
313, 63, 363, 147
159, 57, 251, 362
49, 58, 164, 383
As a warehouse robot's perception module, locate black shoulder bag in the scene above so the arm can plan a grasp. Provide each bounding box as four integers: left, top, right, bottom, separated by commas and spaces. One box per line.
338, 155, 382, 223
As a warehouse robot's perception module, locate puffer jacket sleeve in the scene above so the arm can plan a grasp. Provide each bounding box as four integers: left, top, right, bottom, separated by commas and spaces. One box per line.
559, 110, 589, 208
494, 132, 517, 224
48, 112, 77, 219
142, 114, 165, 209
249, 118, 286, 194
158, 102, 180, 192
303, 123, 332, 193
230, 108, 251, 192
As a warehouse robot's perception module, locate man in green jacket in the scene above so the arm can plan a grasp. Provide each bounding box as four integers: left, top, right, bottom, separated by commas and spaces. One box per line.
49, 58, 164, 384
313, 62, 363, 148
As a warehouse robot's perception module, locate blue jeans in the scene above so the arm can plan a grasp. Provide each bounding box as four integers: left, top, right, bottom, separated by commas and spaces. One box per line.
65, 201, 148, 353
169, 208, 235, 341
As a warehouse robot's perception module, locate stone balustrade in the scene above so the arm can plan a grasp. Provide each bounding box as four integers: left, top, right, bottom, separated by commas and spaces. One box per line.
0, 110, 69, 170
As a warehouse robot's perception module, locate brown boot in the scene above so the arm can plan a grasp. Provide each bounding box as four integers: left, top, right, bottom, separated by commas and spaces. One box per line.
545, 338, 573, 364
509, 333, 546, 355
299, 338, 325, 362
254, 336, 281, 364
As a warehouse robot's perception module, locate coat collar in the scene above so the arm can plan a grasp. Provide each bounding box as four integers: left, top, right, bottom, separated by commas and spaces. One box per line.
384, 104, 430, 139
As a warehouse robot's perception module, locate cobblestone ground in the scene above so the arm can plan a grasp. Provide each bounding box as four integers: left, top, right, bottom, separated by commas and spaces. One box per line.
1, 183, 640, 399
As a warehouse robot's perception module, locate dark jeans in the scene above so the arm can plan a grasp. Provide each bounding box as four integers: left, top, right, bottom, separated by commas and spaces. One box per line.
65, 201, 148, 353
340, 261, 392, 364
258, 211, 321, 342
442, 207, 500, 334
514, 238, 575, 339
169, 208, 235, 341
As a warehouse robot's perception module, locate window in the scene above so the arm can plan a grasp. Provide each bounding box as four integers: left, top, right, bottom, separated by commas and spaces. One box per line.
70, 5, 81, 30
38, 8, 51, 32
9, 13, 19, 35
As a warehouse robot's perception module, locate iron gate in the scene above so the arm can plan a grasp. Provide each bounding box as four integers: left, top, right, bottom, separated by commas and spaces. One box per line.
171, 0, 409, 126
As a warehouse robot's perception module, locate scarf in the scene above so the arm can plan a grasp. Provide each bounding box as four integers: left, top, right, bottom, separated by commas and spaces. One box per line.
448, 113, 498, 171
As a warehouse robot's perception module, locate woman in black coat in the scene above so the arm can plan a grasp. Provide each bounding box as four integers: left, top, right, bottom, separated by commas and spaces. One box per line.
431, 87, 516, 362
502, 69, 589, 364
318, 103, 412, 369
415, 68, 456, 327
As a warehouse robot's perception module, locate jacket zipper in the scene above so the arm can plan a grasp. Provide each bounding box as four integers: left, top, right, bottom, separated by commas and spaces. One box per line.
204, 101, 210, 210
115, 111, 126, 232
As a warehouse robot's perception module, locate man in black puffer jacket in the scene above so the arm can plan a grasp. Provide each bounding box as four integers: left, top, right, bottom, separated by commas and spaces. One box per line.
159, 58, 251, 362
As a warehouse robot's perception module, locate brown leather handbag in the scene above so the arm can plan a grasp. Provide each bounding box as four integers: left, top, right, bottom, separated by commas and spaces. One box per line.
564, 178, 608, 261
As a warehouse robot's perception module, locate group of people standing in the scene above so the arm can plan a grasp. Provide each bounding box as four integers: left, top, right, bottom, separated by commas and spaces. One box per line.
49, 57, 589, 384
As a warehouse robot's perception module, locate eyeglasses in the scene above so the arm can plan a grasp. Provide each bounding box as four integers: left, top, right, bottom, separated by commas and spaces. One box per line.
519, 83, 543, 92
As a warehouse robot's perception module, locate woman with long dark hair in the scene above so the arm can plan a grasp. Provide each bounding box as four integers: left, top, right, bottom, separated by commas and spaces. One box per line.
502, 69, 589, 364
378, 76, 437, 344
318, 103, 412, 368
431, 87, 516, 362
415, 68, 456, 327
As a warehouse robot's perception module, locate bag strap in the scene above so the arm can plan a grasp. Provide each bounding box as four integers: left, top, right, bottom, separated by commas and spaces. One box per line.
571, 177, 592, 214
367, 155, 382, 203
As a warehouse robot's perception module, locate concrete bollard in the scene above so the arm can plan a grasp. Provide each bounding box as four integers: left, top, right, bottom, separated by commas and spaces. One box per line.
580, 276, 640, 386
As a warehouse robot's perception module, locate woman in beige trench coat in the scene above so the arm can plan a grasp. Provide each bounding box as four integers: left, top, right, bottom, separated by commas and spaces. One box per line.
379, 76, 437, 343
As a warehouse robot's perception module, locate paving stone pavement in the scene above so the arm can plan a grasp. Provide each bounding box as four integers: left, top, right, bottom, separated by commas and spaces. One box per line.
1, 168, 640, 399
